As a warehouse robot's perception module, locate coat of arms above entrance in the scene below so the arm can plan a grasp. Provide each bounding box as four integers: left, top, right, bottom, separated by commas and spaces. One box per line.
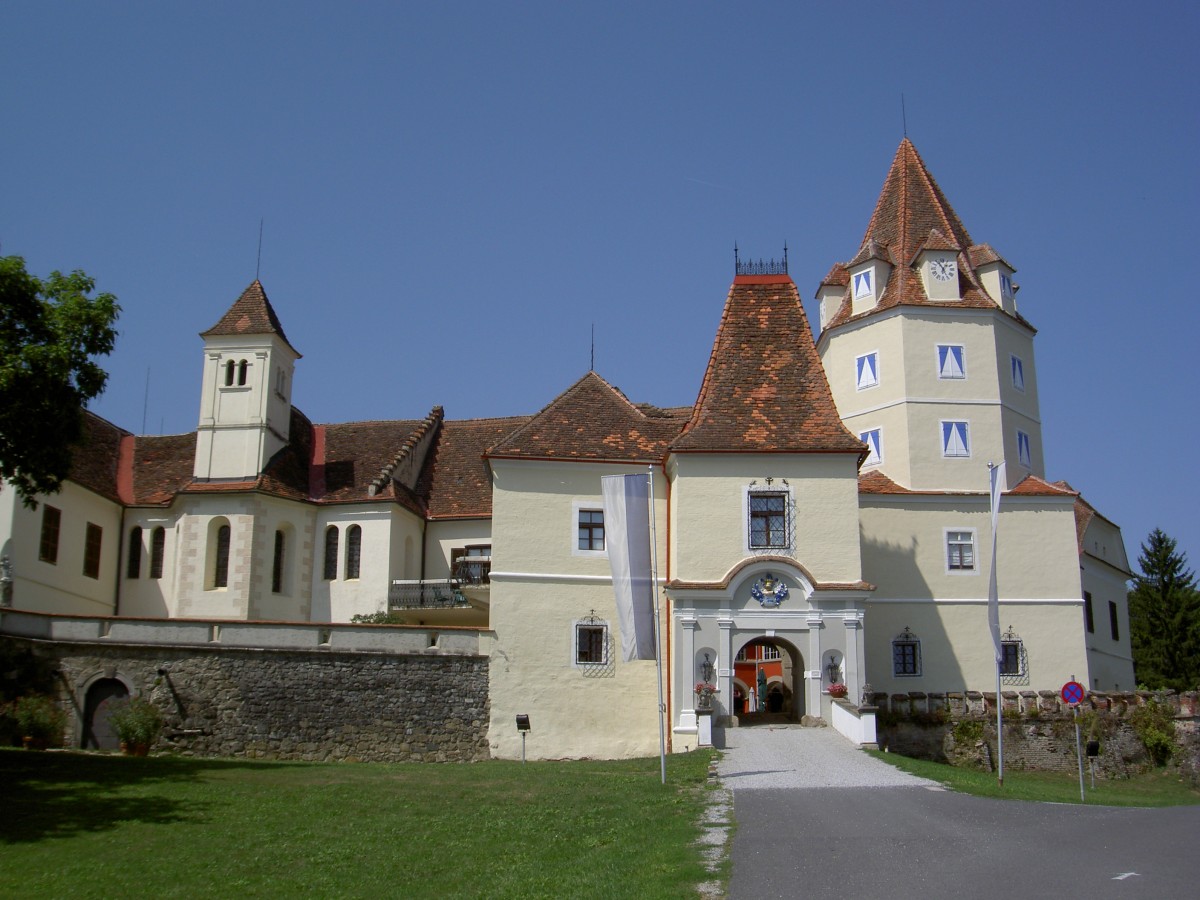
750, 573, 789, 608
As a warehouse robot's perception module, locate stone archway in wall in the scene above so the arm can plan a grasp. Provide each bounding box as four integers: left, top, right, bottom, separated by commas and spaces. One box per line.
81, 678, 130, 750
731, 636, 805, 725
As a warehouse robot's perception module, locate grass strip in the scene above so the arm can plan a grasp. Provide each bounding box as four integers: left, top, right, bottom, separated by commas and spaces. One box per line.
0, 748, 721, 899
866, 749, 1200, 807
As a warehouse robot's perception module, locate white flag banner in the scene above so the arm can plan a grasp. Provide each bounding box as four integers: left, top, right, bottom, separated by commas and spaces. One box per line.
988, 462, 1006, 665
601, 473, 656, 661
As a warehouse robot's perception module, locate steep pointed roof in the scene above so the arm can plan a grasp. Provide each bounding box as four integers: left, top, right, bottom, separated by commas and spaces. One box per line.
820, 139, 1032, 334
201, 280, 300, 355
671, 275, 865, 454
487, 371, 688, 462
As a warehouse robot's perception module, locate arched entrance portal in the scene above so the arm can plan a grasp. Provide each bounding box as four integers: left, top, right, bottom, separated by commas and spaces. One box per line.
732, 637, 805, 724
81, 678, 129, 750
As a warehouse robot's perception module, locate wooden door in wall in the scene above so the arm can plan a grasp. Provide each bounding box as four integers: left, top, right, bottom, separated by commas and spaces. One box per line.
81, 679, 129, 750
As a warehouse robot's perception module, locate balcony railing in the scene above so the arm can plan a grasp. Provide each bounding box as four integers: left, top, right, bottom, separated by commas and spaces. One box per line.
388, 580, 468, 609
452, 555, 491, 587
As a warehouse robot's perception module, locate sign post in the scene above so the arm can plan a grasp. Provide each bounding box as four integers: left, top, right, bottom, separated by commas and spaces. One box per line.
1062, 679, 1085, 802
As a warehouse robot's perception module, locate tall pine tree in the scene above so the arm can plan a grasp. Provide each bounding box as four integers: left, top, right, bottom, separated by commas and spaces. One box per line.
1128, 529, 1200, 691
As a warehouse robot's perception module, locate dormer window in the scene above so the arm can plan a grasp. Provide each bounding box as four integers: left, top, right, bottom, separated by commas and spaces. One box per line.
853, 270, 872, 300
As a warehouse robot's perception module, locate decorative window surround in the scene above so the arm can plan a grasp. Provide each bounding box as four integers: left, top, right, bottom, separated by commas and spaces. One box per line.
747, 480, 792, 551
892, 627, 922, 676
1000, 626, 1025, 676
574, 613, 610, 667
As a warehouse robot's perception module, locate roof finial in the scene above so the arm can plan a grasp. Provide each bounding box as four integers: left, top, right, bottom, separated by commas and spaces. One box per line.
901, 93, 908, 138
590, 323, 595, 371
256, 217, 264, 280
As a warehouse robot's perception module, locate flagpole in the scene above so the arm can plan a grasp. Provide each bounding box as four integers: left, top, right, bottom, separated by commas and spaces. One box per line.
647, 466, 667, 785
988, 461, 1005, 788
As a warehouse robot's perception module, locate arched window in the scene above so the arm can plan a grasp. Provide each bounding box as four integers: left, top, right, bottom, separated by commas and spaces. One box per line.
345, 525, 362, 580
237, 359, 248, 386
212, 520, 230, 592
323, 526, 339, 580
224, 360, 235, 386
127, 526, 143, 579
272, 530, 285, 593
150, 527, 166, 579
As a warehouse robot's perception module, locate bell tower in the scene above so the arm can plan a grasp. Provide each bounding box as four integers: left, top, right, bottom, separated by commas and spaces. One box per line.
193, 280, 300, 481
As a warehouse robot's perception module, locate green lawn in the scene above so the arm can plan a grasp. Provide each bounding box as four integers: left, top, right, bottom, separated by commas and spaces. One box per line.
867, 749, 1200, 807
0, 748, 722, 899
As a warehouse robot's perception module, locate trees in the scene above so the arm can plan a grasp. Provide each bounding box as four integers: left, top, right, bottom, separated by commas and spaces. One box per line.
1128, 528, 1200, 692
0, 256, 120, 507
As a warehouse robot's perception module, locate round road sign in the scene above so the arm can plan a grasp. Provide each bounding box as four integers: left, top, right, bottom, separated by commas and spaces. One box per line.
1061, 680, 1084, 705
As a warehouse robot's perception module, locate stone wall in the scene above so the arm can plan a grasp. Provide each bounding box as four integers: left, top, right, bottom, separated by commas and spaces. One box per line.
6, 635, 490, 762
872, 689, 1200, 780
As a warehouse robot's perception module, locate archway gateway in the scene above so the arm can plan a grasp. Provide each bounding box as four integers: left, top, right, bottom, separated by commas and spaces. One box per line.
81, 678, 129, 750
731, 636, 805, 724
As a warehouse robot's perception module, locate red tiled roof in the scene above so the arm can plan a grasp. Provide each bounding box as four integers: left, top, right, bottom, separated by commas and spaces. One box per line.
422, 416, 530, 519
200, 280, 300, 356
130, 433, 198, 505
67, 411, 127, 503
671, 276, 864, 454
487, 372, 688, 462
858, 470, 914, 494
819, 139, 1034, 335
1008, 474, 1078, 496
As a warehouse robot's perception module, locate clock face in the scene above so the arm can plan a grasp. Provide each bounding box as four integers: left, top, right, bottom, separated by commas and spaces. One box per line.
930, 258, 957, 282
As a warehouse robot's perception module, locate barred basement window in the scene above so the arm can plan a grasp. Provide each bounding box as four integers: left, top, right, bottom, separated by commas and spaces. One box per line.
892, 627, 922, 676
39, 505, 61, 564
576, 613, 609, 665
1000, 626, 1025, 676
127, 526, 143, 579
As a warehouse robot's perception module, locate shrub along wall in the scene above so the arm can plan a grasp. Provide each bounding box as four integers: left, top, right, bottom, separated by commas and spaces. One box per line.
872, 689, 1200, 781
4, 635, 490, 762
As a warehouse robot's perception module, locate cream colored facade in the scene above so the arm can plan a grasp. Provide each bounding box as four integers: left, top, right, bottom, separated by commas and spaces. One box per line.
0, 138, 1137, 760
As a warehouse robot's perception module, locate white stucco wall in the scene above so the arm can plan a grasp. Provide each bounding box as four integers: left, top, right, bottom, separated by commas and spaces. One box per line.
1, 483, 122, 615
668, 453, 862, 585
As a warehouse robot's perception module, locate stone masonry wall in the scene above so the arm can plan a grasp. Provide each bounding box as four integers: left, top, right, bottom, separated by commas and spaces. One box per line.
872, 689, 1200, 780
9, 636, 490, 762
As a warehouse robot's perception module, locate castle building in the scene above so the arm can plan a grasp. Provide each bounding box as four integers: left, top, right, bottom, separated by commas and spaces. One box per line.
0, 140, 1134, 759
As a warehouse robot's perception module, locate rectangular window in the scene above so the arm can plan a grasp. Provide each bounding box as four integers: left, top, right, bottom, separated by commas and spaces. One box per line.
39, 505, 61, 564
271, 530, 285, 593
941, 420, 970, 457
578, 510, 604, 551
860, 428, 882, 467
452, 545, 491, 586
1017, 430, 1032, 468
748, 492, 788, 549
126, 526, 143, 579
1109, 601, 1120, 641
345, 525, 362, 580
855, 352, 879, 390
576, 624, 608, 665
83, 523, 102, 579
893, 640, 921, 676
1000, 641, 1023, 676
946, 531, 975, 571
1083, 591, 1094, 634
937, 344, 966, 379
1011, 355, 1025, 392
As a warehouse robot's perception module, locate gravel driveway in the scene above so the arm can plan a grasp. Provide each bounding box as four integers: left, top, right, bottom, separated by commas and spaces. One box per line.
715, 724, 940, 790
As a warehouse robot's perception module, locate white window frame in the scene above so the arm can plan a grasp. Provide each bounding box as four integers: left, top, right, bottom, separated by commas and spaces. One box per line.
573, 618, 610, 667
853, 269, 873, 300
1010, 354, 1025, 392
855, 351, 880, 391
940, 420, 971, 458
571, 500, 607, 558
860, 427, 883, 467
936, 343, 967, 380
944, 528, 978, 575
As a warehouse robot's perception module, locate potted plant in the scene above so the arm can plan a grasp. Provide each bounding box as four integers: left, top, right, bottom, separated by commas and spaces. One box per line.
694, 682, 717, 710
14, 694, 67, 750
827, 683, 849, 699
108, 697, 163, 755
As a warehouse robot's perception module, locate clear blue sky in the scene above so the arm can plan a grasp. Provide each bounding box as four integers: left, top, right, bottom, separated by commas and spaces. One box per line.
4, 2, 1198, 570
